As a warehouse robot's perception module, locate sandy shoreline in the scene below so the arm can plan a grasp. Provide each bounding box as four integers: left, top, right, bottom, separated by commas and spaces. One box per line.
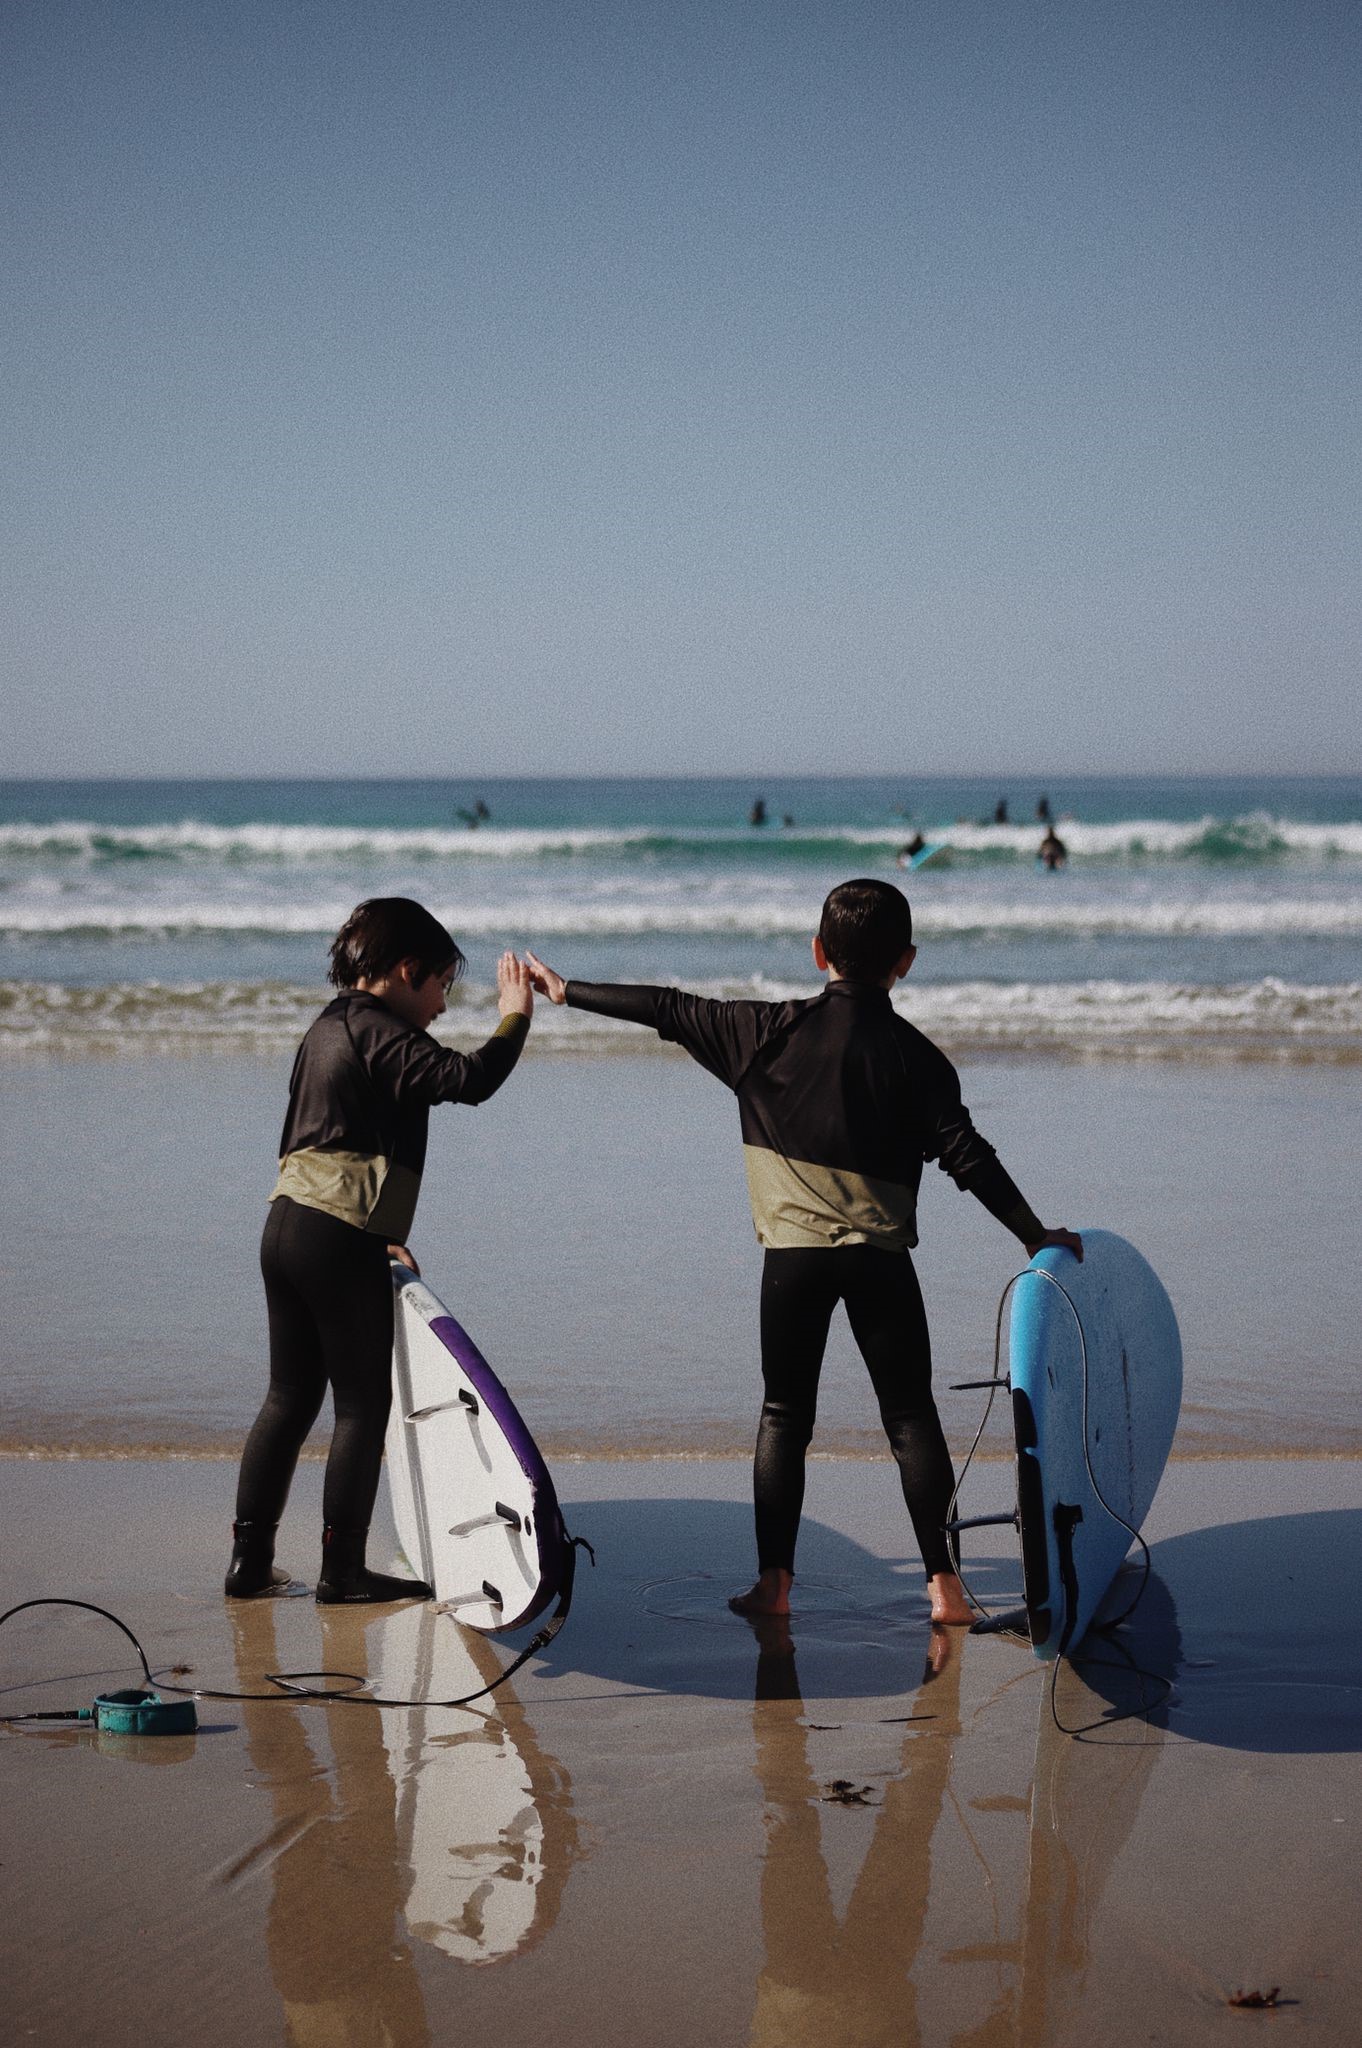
3, 1454, 1359, 2045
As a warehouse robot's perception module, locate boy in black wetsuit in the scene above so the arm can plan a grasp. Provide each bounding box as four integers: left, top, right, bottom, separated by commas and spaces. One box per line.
527, 880, 1080, 1623
227, 898, 534, 1604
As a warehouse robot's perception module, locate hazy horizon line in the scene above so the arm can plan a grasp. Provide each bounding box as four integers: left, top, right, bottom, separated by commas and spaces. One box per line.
4, 767, 1360, 787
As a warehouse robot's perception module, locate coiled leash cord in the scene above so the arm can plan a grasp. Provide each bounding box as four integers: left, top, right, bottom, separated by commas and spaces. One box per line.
1, 1537, 594, 1725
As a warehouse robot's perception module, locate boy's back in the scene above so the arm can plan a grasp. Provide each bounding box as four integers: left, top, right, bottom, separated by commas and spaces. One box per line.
566, 976, 1038, 1253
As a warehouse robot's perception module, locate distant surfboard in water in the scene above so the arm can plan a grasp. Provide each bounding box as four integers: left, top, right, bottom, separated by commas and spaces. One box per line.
896, 840, 948, 870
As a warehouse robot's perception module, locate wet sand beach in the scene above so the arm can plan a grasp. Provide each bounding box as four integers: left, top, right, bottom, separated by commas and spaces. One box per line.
3, 1453, 1358, 2045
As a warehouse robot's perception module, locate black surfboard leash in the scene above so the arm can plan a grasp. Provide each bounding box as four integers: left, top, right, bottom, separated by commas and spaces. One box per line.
254, 1528, 597, 1712
0, 1533, 596, 1726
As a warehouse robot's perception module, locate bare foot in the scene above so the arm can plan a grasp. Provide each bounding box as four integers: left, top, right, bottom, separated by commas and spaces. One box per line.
728, 1567, 793, 1617
928, 1570, 973, 1626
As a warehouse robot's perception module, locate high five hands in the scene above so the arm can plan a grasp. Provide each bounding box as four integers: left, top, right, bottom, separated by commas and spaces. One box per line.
496, 950, 535, 1018
525, 952, 567, 1005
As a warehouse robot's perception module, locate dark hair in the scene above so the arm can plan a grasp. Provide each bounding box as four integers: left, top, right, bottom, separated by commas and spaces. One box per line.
328, 898, 466, 989
818, 878, 914, 982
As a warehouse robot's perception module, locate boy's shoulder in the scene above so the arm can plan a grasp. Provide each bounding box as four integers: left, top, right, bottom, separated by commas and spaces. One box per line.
307, 991, 414, 1051
766, 988, 958, 1087
886, 1008, 960, 1089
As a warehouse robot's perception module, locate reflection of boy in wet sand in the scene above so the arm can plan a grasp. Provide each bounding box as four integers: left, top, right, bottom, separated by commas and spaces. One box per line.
749, 1620, 962, 2048
229, 1601, 431, 2045
230, 1601, 579, 2022
528, 880, 1079, 1627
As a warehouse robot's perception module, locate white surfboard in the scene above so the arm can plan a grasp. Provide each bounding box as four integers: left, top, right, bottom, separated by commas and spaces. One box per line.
385, 1266, 571, 1633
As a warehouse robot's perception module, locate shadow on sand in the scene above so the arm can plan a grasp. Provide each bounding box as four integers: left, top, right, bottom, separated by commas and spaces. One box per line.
1047, 1505, 1362, 1756
530, 1497, 1362, 1751
535, 1495, 1015, 1703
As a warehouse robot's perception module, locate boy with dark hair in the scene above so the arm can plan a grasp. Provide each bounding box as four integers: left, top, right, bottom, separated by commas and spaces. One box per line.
527, 880, 1080, 1623
227, 897, 535, 1605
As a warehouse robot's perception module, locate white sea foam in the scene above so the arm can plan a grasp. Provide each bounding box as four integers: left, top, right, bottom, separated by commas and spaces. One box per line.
3, 976, 1358, 1059
4, 892, 1361, 939
0, 820, 657, 861
2, 813, 1361, 863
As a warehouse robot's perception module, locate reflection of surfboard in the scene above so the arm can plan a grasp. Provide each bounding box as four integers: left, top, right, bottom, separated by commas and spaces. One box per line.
1009, 1230, 1181, 1659
1013, 1625, 1169, 2038
377, 1606, 578, 1967
385, 1268, 571, 1633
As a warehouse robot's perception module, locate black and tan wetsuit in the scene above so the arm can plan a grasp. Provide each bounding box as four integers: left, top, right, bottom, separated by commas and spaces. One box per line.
565, 977, 1044, 1577
235, 993, 528, 1537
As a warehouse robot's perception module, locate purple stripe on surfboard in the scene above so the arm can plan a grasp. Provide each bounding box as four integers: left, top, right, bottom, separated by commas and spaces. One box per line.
426, 1311, 565, 1608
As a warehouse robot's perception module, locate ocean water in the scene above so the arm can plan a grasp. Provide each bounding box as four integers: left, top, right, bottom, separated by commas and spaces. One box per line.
3, 774, 1361, 1059
4, 775, 1359, 1460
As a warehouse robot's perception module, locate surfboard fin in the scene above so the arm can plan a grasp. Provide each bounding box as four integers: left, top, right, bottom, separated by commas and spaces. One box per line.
445, 1502, 524, 1538
404, 1389, 480, 1423
969, 1607, 1030, 1637
438, 1582, 504, 1612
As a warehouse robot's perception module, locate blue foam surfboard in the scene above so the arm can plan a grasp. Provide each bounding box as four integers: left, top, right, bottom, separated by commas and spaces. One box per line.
909, 840, 948, 869
1008, 1229, 1181, 1659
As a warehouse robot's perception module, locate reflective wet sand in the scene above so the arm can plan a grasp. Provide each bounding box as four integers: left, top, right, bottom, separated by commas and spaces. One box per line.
2, 1455, 1359, 2044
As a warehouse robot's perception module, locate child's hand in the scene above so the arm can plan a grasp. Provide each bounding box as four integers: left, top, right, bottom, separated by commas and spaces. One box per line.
497, 950, 534, 1019
1026, 1227, 1083, 1262
388, 1243, 421, 1275
525, 951, 568, 1005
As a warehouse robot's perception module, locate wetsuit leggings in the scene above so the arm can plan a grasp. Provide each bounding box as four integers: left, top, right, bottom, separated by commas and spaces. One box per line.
755, 1246, 956, 1580
234, 1197, 394, 1533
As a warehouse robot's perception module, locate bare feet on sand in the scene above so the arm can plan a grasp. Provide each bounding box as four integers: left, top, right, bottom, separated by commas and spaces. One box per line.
928, 1570, 973, 1625
728, 1567, 793, 1616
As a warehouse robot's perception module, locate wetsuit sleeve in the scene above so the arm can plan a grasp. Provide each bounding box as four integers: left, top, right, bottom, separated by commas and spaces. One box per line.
565, 981, 769, 1089
917, 1050, 1044, 1246
363, 1012, 530, 1108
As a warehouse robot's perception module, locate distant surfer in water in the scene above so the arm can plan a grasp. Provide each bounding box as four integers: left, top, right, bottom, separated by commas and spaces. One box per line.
1038, 827, 1068, 871
225, 898, 535, 1604
750, 797, 768, 827
526, 881, 1080, 1625
896, 831, 927, 866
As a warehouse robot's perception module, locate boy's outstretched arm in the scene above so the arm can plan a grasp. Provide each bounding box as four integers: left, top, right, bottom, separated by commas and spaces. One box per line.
527, 953, 665, 1027
526, 953, 662, 1029
525, 952, 766, 1086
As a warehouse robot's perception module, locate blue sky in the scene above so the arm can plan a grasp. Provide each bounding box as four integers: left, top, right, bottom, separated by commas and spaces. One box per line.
3, 0, 1358, 776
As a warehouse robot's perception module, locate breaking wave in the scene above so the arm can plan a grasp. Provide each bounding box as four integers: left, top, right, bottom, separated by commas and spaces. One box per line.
4, 975, 1358, 1061
2, 812, 1361, 866
4, 893, 1362, 941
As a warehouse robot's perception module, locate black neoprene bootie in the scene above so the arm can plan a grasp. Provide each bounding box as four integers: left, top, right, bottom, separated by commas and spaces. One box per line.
224, 1520, 292, 1598
315, 1524, 434, 1605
